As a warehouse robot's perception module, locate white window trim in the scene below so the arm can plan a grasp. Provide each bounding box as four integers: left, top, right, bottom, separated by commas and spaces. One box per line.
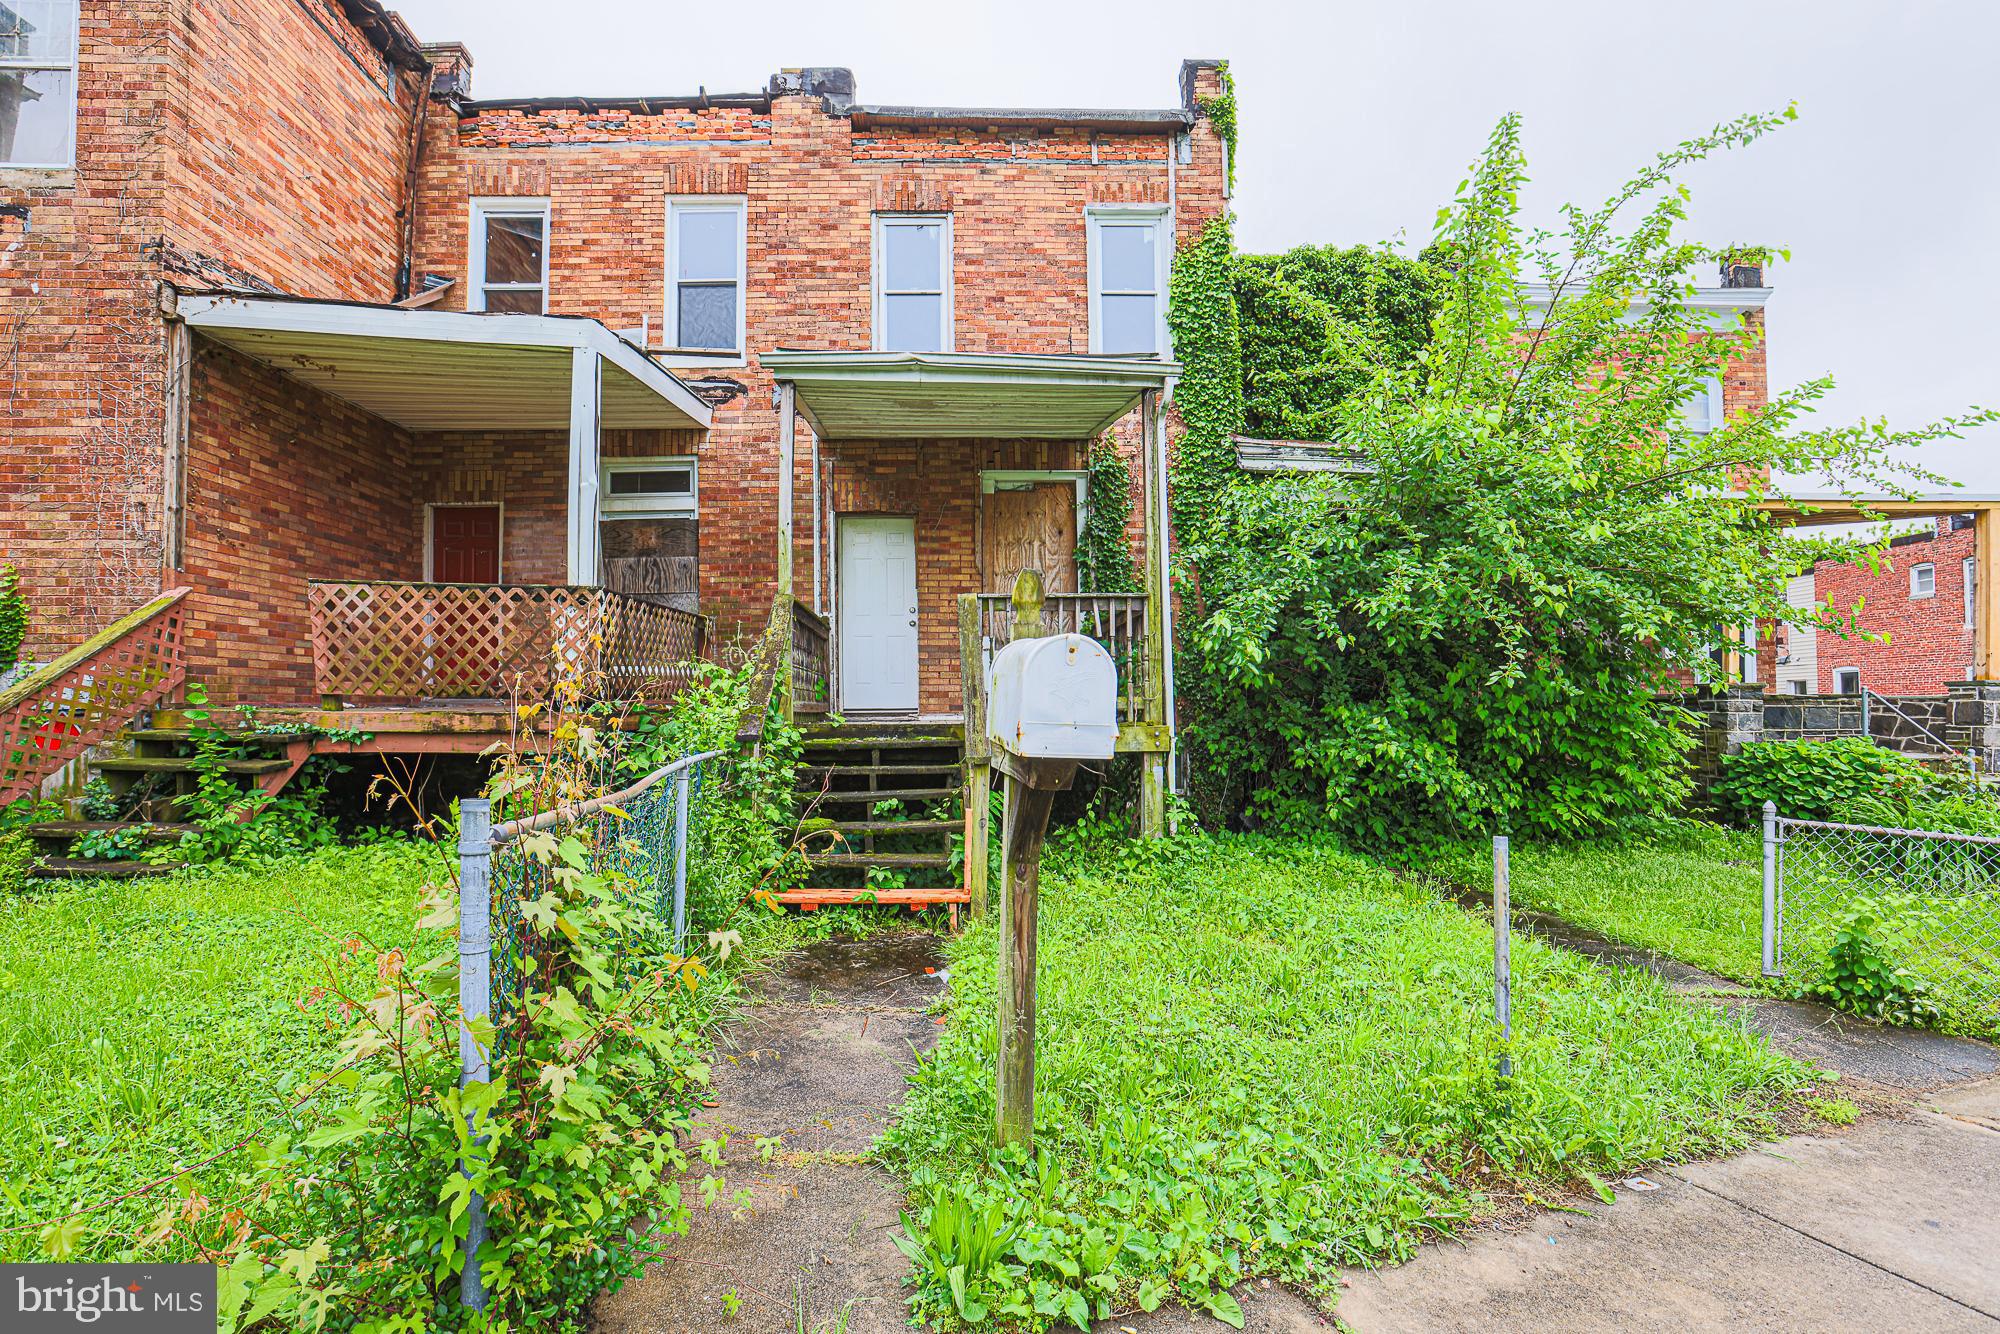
1, 0, 78, 169
467, 197, 551, 314
872, 213, 954, 353
600, 456, 698, 517
1683, 375, 1724, 434
1833, 667, 1861, 695
662, 195, 748, 367
423, 502, 505, 583
1910, 561, 1936, 599
1085, 204, 1172, 359
1966, 556, 1979, 629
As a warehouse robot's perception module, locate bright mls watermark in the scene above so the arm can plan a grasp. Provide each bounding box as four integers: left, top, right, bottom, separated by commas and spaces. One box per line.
2, 1266, 214, 1331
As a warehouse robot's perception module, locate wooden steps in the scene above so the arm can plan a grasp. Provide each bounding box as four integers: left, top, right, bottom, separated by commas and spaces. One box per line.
89, 755, 295, 776
786, 722, 969, 916
31, 857, 180, 880
25, 821, 195, 843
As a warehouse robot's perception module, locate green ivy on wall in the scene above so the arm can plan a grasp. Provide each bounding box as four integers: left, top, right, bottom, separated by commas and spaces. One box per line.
1164, 215, 1246, 550
1197, 61, 1238, 192
0, 566, 26, 673
1075, 436, 1139, 593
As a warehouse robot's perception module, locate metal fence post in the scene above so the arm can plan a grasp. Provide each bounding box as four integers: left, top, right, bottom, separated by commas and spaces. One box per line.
457, 798, 492, 1313
1493, 834, 1512, 1079
1762, 800, 1780, 978
671, 765, 693, 953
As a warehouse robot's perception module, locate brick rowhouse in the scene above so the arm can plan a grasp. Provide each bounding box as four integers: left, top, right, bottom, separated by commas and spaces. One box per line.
1794, 517, 1980, 694
2, 0, 1229, 715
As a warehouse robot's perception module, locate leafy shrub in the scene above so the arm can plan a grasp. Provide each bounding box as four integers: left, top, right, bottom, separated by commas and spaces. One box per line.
0, 565, 27, 673
0, 831, 34, 894
1832, 779, 2000, 837
78, 777, 123, 823
1798, 894, 1941, 1027
172, 687, 341, 864
72, 825, 151, 862
1711, 738, 1935, 824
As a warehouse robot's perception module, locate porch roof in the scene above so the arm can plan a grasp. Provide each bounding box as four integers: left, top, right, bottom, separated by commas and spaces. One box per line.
176, 294, 713, 433
1757, 494, 2000, 527
759, 350, 1178, 440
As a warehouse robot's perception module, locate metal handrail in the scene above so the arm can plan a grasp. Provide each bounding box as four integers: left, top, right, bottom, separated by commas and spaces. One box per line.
492, 749, 726, 844
1862, 686, 1978, 777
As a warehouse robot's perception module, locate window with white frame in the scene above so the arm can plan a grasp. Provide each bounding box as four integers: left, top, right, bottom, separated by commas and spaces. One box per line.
469, 199, 549, 313
1967, 556, 1979, 629
1911, 562, 1936, 599
666, 197, 745, 357
1833, 667, 1861, 695
1679, 375, 1724, 434
1, 1, 77, 168
600, 458, 697, 516
874, 214, 951, 353
1087, 207, 1170, 356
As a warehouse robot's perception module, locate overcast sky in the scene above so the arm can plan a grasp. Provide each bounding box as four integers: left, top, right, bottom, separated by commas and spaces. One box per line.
393, 0, 1997, 493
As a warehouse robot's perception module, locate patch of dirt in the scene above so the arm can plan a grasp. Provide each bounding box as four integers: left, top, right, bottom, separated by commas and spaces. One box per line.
592, 933, 948, 1334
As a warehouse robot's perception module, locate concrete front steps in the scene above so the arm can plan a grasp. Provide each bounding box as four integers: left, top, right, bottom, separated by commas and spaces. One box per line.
773, 721, 971, 923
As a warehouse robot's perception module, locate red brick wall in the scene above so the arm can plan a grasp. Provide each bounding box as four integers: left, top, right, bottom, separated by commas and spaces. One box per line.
181, 339, 420, 702
166, 0, 422, 301
410, 66, 1232, 664
0, 0, 424, 666
1813, 517, 1977, 693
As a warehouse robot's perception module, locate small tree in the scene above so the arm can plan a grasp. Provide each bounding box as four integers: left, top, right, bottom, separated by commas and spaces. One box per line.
1184, 111, 1993, 849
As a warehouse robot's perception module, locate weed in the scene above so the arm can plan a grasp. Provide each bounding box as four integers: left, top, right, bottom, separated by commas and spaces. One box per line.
1798, 895, 1942, 1027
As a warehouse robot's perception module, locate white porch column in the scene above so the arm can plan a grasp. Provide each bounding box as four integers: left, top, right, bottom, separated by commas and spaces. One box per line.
777, 381, 796, 602
566, 347, 602, 585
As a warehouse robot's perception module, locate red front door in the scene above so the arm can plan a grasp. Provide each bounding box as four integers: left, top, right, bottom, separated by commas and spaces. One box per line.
432, 505, 500, 583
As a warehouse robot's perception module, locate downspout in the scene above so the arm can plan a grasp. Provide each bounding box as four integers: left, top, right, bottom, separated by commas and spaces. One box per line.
393, 62, 438, 302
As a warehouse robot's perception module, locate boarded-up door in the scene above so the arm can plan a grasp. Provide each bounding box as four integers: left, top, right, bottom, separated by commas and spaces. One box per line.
982, 484, 1076, 594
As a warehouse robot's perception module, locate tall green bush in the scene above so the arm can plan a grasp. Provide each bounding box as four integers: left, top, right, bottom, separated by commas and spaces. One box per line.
1172, 110, 1991, 849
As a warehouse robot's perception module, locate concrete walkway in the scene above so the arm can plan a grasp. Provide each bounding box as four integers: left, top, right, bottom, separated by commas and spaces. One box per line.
1334, 927, 2000, 1333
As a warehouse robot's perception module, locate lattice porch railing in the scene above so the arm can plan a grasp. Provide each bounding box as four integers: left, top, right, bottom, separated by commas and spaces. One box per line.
0, 588, 191, 806
308, 582, 709, 705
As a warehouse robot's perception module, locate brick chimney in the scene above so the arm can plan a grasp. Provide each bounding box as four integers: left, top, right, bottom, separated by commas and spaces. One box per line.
421, 42, 474, 100
1721, 257, 1766, 289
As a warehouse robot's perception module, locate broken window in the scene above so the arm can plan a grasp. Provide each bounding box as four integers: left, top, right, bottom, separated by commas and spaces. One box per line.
875, 214, 951, 352
471, 200, 549, 313
668, 199, 744, 354
0, 1, 76, 168
600, 458, 698, 610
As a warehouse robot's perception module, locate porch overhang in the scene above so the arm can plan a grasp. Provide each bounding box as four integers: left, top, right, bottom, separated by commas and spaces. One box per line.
176, 293, 713, 432
758, 350, 1178, 440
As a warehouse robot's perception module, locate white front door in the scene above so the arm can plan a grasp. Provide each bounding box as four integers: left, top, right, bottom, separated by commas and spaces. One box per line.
839, 517, 919, 711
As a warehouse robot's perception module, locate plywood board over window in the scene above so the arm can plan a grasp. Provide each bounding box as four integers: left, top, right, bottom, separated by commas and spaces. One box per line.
983, 482, 1077, 594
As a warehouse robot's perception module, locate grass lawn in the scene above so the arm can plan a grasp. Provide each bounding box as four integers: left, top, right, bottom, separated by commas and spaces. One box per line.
0, 843, 452, 1260
1421, 822, 1768, 984
879, 833, 1816, 1329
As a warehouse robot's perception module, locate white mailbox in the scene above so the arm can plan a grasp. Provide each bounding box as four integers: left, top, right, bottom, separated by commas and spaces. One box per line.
986, 633, 1118, 761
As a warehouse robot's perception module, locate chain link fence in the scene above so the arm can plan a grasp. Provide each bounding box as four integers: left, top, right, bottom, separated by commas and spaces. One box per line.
1764, 802, 2000, 1037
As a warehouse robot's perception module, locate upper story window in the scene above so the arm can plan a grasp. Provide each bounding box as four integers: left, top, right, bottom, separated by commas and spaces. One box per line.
1911, 561, 1936, 599
1680, 375, 1724, 434
1086, 206, 1170, 356
469, 199, 550, 313
873, 214, 952, 353
666, 197, 746, 360
1, 1, 77, 168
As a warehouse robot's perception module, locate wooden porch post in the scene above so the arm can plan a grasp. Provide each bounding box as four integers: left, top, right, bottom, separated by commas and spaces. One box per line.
1979, 505, 1998, 680
566, 348, 602, 585
776, 382, 797, 714
1138, 388, 1167, 838
959, 594, 990, 920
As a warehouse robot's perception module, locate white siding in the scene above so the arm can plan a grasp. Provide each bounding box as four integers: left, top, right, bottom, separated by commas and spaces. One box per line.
1776, 573, 1818, 693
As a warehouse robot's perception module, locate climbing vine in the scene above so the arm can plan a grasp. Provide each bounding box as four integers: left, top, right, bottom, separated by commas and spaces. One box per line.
1075, 437, 1138, 593
1197, 61, 1238, 191
1163, 215, 1244, 552
0, 565, 26, 673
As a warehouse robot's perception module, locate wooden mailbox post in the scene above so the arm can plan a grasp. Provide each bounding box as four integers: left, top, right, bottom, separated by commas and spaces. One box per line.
988, 570, 1119, 1146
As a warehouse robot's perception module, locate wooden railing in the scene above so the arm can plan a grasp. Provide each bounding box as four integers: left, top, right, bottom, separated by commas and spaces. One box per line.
735, 592, 792, 745
974, 591, 1153, 727
0, 587, 191, 805
307, 581, 709, 705
791, 601, 831, 714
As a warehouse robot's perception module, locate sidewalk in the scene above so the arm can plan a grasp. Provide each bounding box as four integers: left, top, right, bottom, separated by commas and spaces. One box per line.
1333, 929, 2000, 1333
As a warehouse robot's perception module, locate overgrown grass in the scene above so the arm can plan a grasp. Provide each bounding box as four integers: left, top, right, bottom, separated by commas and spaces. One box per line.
1422, 822, 1768, 984
879, 833, 1810, 1329
0, 844, 452, 1259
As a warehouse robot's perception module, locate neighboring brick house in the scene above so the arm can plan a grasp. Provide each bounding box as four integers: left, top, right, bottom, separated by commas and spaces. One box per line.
1763, 515, 1981, 695
0, 0, 1225, 747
